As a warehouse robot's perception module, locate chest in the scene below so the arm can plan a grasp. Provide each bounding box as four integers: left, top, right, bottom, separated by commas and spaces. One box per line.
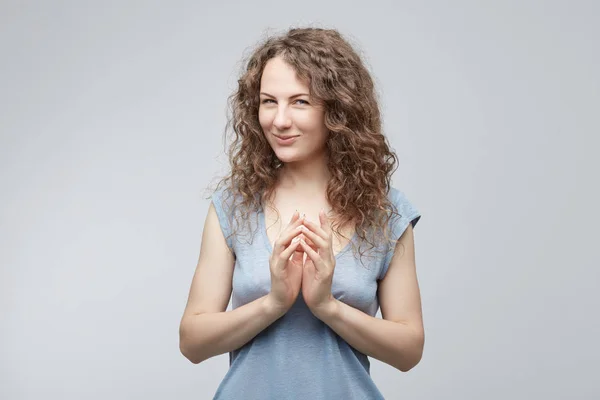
263, 199, 356, 258
230, 197, 382, 316
231, 237, 381, 316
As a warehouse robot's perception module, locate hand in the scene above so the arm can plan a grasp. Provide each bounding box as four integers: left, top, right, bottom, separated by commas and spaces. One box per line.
299, 209, 337, 318
266, 211, 306, 315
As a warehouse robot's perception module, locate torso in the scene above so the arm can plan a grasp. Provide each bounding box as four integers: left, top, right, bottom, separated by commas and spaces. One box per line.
262, 187, 356, 258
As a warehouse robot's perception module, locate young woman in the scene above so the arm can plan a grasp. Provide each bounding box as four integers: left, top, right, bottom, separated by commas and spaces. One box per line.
179, 27, 424, 399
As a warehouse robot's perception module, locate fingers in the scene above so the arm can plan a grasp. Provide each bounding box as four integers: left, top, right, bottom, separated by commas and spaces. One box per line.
276, 210, 301, 249
286, 210, 300, 228
299, 225, 327, 250
274, 212, 328, 256
275, 213, 306, 249
318, 209, 332, 234
299, 238, 322, 265
276, 222, 303, 249
279, 238, 302, 261
302, 217, 329, 241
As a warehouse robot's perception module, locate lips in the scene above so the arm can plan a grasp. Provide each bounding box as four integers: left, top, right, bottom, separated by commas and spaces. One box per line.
274, 135, 299, 139
274, 134, 299, 145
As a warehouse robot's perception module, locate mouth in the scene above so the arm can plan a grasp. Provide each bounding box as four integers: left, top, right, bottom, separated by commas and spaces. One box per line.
274, 134, 299, 145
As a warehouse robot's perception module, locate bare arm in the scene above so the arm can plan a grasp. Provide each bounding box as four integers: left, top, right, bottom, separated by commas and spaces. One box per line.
314, 224, 425, 372
178, 202, 285, 364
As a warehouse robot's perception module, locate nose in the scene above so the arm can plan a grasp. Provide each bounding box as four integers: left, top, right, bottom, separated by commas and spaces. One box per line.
273, 104, 292, 130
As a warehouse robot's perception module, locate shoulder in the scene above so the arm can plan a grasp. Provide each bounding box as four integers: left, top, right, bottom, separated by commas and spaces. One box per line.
377, 186, 422, 280
386, 186, 421, 225
211, 183, 233, 204
384, 185, 422, 246
210, 182, 262, 246
211, 183, 244, 216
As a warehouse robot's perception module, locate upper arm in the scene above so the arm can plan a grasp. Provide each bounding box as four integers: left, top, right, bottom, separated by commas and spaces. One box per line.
377, 224, 424, 337
181, 201, 235, 320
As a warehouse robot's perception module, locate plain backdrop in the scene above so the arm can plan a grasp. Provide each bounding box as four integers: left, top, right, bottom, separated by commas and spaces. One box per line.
1, 1, 598, 399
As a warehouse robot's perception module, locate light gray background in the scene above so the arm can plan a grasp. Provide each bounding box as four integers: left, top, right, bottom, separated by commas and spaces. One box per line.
1, 1, 598, 399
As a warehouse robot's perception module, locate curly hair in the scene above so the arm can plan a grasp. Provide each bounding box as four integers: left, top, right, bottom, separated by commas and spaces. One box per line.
210, 26, 403, 265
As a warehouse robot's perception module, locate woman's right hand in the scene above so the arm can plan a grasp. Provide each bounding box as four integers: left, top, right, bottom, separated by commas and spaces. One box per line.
266, 211, 306, 315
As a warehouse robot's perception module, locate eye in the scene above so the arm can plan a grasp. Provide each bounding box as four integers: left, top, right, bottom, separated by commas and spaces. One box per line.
259, 98, 309, 105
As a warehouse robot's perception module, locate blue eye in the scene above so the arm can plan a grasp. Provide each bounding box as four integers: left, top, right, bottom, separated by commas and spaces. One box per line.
295, 99, 309, 105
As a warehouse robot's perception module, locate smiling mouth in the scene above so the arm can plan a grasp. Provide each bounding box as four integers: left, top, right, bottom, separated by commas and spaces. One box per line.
274, 135, 299, 145
274, 135, 299, 139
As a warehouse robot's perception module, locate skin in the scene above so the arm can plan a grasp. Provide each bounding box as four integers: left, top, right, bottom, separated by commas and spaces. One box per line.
259, 56, 330, 181
258, 56, 353, 255
179, 55, 424, 373
259, 56, 425, 371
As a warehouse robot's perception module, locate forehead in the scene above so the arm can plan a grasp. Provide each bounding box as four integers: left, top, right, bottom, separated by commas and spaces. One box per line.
260, 57, 309, 92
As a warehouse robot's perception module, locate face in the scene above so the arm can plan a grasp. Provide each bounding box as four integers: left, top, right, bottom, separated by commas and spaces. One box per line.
258, 56, 328, 164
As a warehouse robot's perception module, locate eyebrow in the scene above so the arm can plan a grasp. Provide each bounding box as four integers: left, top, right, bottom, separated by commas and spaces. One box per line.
259, 92, 310, 99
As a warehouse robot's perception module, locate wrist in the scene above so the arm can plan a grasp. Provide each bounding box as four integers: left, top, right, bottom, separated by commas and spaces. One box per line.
312, 297, 339, 322
263, 294, 288, 319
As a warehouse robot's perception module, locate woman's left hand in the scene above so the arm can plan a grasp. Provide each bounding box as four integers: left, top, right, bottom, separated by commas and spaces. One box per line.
299, 210, 337, 318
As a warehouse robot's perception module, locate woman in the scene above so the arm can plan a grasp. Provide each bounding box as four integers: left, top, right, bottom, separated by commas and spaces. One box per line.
179, 27, 424, 399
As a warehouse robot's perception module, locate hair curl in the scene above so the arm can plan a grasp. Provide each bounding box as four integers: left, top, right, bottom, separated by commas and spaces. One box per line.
209, 26, 403, 265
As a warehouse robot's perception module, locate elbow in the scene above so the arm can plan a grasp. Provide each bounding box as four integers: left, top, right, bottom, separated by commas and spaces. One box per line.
397, 330, 425, 372
186, 355, 203, 365
179, 320, 205, 365
396, 351, 423, 373
179, 341, 203, 364
397, 353, 422, 372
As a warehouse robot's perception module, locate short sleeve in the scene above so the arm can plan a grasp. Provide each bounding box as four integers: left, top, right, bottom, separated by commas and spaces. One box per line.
378, 187, 422, 280
211, 186, 235, 253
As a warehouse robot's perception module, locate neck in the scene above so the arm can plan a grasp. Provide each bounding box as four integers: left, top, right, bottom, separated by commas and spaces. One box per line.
276, 152, 330, 193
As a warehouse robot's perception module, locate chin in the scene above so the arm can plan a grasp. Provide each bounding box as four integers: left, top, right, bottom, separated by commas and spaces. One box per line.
273, 148, 303, 163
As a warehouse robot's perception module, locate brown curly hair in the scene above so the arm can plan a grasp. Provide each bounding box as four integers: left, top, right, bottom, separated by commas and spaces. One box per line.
209, 26, 403, 265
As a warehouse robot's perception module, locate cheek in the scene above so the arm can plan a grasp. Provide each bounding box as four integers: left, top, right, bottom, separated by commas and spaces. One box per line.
258, 109, 271, 129
294, 116, 314, 132
297, 111, 325, 131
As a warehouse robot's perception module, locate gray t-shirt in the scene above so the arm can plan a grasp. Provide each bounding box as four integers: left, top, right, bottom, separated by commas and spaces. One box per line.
210, 185, 421, 399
